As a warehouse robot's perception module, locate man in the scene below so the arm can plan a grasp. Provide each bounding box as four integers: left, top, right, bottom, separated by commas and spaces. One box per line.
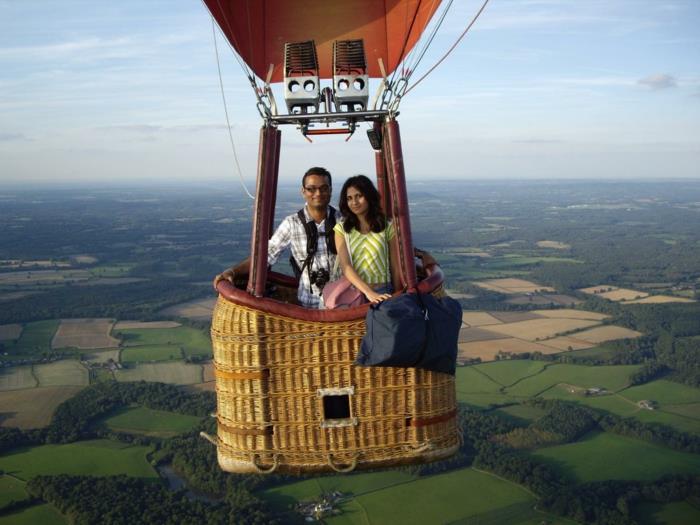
213, 167, 339, 308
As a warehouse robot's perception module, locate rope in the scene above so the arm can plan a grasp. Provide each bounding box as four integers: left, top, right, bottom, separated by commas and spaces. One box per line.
211, 17, 255, 200
403, 0, 454, 80
404, 0, 490, 97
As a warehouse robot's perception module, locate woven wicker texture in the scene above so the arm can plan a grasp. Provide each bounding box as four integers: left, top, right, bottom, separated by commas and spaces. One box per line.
210, 291, 459, 474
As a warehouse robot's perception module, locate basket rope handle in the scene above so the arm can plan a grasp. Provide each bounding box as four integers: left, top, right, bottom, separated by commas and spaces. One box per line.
326, 453, 358, 473
250, 453, 279, 474
199, 432, 218, 446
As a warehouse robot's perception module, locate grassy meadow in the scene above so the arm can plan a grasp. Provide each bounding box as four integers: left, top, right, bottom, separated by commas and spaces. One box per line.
0, 503, 66, 525
260, 467, 542, 525
530, 431, 700, 483
0, 439, 157, 481
3, 320, 60, 360
116, 326, 211, 358
100, 405, 201, 437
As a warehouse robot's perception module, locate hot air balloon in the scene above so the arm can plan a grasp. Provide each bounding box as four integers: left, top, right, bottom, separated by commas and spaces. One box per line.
202, 0, 486, 474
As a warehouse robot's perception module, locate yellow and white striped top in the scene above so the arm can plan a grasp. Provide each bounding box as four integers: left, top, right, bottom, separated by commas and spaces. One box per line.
334, 221, 395, 285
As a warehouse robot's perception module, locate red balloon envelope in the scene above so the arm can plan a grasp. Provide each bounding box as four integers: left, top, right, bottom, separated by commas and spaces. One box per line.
203, 0, 443, 82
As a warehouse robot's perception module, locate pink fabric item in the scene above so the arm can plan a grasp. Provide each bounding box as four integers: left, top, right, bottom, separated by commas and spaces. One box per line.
323, 276, 367, 309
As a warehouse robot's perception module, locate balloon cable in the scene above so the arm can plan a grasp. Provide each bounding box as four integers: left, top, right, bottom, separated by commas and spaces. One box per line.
211, 17, 254, 200
404, 0, 490, 97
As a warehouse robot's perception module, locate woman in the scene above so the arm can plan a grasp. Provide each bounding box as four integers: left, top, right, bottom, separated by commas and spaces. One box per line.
334, 175, 402, 304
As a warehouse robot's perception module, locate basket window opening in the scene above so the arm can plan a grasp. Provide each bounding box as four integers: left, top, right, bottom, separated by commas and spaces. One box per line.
323, 394, 351, 420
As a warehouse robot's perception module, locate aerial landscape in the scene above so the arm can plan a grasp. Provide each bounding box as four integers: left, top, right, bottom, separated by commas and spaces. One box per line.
1, 181, 700, 524
2, 0, 699, 524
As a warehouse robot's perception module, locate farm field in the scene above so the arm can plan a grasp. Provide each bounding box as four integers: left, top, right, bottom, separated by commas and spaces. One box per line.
536, 240, 570, 249
531, 431, 700, 482
33, 360, 89, 387
0, 269, 90, 285
571, 325, 642, 344
0, 503, 66, 525
160, 296, 216, 320
626, 295, 695, 304
100, 406, 201, 437
579, 285, 649, 302
0, 439, 157, 480
82, 348, 119, 364
480, 317, 602, 341
120, 344, 183, 363
472, 278, 555, 294
51, 318, 118, 349
0, 386, 84, 428
4, 320, 59, 359
635, 500, 700, 525
539, 336, 595, 351
116, 326, 211, 358
0, 366, 36, 391
459, 338, 560, 362
114, 362, 203, 384
113, 321, 181, 329
0, 475, 29, 509
0, 323, 22, 340
461, 311, 502, 327
492, 404, 548, 424
532, 309, 608, 321
504, 363, 641, 397
261, 467, 542, 525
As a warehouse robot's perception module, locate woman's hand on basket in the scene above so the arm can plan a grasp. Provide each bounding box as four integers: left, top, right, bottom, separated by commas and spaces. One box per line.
366, 290, 391, 304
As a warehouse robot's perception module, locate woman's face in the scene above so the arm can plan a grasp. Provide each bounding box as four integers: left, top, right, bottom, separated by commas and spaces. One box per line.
346, 186, 369, 217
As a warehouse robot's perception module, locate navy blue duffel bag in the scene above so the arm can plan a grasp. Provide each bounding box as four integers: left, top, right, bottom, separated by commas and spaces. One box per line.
355, 292, 462, 375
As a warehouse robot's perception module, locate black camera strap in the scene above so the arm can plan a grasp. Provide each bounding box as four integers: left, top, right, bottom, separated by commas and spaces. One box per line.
291, 207, 337, 291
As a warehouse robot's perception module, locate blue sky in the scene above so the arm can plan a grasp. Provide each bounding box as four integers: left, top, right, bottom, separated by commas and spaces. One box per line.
0, 0, 698, 186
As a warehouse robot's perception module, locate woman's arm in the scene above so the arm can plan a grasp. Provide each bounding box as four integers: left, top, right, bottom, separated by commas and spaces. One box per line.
335, 230, 391, 304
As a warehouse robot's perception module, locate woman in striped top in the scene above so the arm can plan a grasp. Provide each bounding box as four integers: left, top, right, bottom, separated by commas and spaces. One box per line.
334, 175, 402, 304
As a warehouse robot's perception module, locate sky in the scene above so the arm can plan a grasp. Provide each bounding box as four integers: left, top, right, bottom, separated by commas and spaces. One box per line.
0, 0, 699, 187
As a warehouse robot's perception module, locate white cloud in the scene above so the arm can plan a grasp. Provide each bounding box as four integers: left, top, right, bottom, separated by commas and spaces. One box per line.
638, 74, 677, 90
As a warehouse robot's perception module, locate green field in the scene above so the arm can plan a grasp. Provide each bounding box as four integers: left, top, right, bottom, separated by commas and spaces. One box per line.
4, 320, 60, 360
114, 362, 203, 384
635, 500, 700, 525
0, 475, 29, 509
89, 264, 134, 277
539, 379, 700, 435
100, 405, 201, 437
262, 467, 539, 525
531, 431, 700, 483
472, 360, 548, 388
116, 326, 211, 358
120, 344, 184, 363
33, 360, 89, 387
0, 503, 66, 525
0, 439, 157, 481
505, 363, 641, 397
492, 403, 547, 425
455, 365, 519, 408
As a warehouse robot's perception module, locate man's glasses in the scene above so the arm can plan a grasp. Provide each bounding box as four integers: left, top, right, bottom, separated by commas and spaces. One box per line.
304, 185, 330, 194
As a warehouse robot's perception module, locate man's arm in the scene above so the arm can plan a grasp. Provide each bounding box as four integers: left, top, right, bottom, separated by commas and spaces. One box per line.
212, 216, 294, 291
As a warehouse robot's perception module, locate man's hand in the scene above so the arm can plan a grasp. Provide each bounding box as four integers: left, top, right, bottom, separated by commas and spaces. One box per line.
213, 268, 236, 291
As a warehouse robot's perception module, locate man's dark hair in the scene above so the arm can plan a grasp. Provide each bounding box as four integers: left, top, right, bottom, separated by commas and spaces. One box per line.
339, 175, 387, 234
302, 167, 332, 188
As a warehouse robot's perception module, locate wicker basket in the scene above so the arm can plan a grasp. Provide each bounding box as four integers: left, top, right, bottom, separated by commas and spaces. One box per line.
208, 272, 459, 474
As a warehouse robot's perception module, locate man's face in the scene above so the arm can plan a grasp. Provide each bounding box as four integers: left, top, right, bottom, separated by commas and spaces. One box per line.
301, 174, 332, 210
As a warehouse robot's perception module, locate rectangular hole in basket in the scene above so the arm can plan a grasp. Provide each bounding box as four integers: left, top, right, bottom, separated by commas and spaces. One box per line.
318, 387, 357, 428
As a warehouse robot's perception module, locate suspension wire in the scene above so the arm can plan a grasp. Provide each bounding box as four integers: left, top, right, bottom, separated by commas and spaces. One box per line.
211, 17, 255, 200
403, 0, 454, 80
404, 0, 490, 97
400, 0, 445, 77
385, 0, 423, 99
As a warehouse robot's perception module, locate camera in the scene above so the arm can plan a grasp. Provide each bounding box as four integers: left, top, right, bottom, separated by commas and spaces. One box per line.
309, 268, 330, 290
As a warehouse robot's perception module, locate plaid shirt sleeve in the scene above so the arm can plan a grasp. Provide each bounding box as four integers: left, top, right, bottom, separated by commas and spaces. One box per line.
267, 215, 294, 266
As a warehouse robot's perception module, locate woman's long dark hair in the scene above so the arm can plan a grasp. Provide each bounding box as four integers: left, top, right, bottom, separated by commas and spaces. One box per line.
339, 175, 387, 233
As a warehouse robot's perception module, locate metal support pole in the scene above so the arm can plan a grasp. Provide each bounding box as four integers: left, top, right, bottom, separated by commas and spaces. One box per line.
247, 124, 279, 297
373, 122, 391, 217
384, 118, 417, 289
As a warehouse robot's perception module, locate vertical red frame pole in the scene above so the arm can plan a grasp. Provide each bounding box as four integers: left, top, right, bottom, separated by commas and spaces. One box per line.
247, 124, 279, 297
384, 118, 417, 289
374, 122, 391, 217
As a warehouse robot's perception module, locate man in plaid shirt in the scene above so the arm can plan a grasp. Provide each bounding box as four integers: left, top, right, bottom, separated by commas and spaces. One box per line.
214, 167, 339, 308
